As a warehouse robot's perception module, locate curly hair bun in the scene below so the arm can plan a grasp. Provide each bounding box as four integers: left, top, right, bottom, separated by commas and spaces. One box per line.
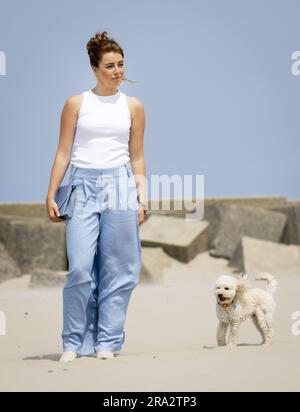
95, 31, 109, 42
86, 31, 110, 54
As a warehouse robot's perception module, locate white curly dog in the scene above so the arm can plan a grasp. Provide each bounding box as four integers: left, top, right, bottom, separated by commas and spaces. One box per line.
214, 272, 278, 346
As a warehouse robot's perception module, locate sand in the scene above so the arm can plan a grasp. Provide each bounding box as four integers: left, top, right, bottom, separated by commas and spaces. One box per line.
0, 251, 299, 392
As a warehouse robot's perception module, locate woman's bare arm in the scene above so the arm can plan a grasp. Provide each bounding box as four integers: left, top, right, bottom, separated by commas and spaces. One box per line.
128, 97, 147, 223
45, 94, 82, 221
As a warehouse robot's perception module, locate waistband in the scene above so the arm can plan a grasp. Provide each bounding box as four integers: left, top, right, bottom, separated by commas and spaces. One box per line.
70, 161, 133, 179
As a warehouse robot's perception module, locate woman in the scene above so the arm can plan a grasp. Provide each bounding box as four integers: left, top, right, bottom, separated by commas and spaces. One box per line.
45, 31, 147, 362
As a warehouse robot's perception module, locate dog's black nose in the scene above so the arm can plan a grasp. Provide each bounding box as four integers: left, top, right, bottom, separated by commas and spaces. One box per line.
218, 294, 223, 298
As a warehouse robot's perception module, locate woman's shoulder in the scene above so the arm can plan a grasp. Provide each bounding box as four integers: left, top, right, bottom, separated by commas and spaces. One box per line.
125, 94, 144, 108
125, 95, 145, 121
63, 93, 84, 117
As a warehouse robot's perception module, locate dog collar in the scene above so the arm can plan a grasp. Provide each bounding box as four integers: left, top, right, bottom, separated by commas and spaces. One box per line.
218, 301, 236, 309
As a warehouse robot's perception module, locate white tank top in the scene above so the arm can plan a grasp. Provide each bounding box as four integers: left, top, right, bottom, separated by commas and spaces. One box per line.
70, 88, 131, 168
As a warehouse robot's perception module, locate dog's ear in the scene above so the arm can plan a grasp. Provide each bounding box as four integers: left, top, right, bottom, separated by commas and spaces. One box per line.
238, 272, 249, 281
236, 279, 247, 296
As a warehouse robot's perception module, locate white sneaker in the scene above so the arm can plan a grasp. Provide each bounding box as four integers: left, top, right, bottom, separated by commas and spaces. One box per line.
59, 351, 77, 362
96, 351, 114, 359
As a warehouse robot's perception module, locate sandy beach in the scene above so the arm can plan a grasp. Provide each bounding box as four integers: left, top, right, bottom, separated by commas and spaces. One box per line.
0, 250, 299, 392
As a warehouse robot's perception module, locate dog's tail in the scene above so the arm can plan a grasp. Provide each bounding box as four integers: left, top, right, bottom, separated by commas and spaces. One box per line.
255, 272, 278, 294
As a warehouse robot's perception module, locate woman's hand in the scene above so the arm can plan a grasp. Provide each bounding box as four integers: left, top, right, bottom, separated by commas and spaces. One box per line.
138, 207, 146, 225
46, 197, 64, 223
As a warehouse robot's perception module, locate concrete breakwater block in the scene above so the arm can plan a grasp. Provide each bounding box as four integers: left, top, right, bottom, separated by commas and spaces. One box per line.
0, 240, 22, 283
29, 268, 68, 288
202, 204, 224, 248
269, 204, 300, 246
148, 196, 287, 219
0, 214, 67, 273
139, 215, 209, 263
209, 205, 287, 259
228, 236, 300, 276
0, 202, 47, 219
140, 246, 173, 283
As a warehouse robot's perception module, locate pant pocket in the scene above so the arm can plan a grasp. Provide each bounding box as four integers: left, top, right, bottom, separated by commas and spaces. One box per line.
69, 177, 87, 212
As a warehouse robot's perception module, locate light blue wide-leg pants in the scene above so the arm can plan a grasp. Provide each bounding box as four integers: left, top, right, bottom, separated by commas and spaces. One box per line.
61, 161, 142, 355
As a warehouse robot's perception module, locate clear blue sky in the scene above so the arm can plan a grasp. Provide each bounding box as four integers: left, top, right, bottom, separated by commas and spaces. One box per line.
0, 0, 299, 201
